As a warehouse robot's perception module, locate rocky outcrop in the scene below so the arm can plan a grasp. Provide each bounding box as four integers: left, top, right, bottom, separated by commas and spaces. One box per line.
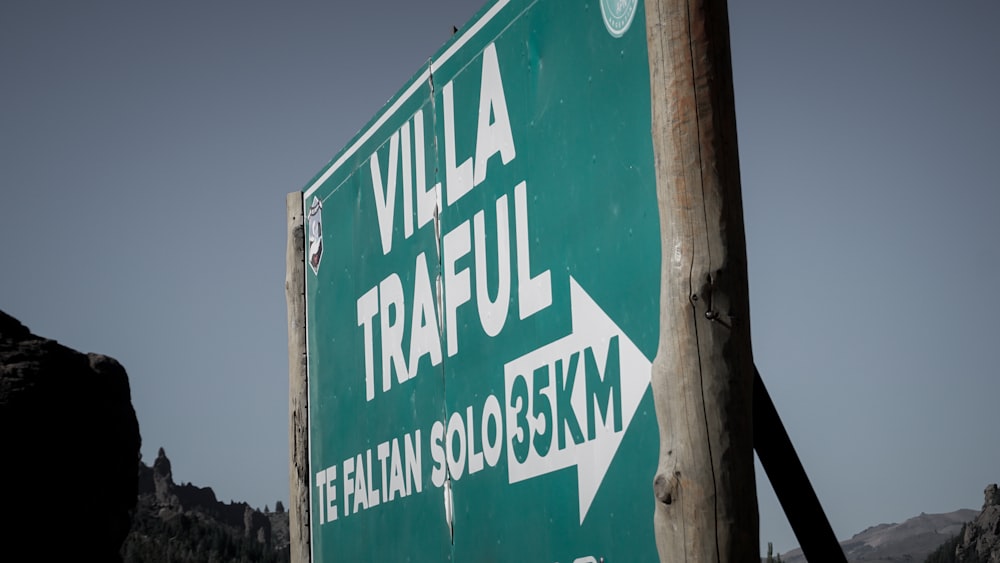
0, 310, 141, 561
268, 504, 291, 553
137, 448, 273, 546
125, 449, 287, 562
956, 484, 1000, 563
152, 446, 174, 503
245, 504, 271, 544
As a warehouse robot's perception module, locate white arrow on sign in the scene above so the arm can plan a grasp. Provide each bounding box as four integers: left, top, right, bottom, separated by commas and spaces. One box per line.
503, 276, 652, 524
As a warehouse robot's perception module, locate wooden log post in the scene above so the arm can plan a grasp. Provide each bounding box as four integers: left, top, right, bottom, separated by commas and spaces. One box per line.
644, 1, 759, 561
286, 192, 310, 563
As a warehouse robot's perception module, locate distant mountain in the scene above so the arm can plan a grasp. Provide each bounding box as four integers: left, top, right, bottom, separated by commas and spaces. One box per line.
780, 509, 977, 563
121, 448, 289, 563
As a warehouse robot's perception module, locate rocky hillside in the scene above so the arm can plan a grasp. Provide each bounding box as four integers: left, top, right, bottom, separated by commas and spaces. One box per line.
953, 484, 1000, 563
0, 310, 141, 560
122, 448, 290, 562
0, 309, 289, 561
780, 509, 977, 563
779, 483, 1000, 563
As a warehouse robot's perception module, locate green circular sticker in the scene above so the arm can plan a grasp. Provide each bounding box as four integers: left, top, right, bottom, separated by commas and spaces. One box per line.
600, 0, 638, 38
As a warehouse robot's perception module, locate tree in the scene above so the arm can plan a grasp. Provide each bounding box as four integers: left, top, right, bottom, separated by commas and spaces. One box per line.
925, 531, 961, 563
766, 542, 783, 563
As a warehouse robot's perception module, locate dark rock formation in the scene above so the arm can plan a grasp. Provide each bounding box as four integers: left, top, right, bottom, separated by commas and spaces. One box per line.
267, 506, 291, 554
124, 449, 288, 562
956, 484, 1000, 563
137, 448, 274, 547
152, 446, 174, 503
0, 310, 141, 561
245, 505, 271, 544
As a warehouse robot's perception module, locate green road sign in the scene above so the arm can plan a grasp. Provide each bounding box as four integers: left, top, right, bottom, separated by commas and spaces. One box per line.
303, 0, 662, 560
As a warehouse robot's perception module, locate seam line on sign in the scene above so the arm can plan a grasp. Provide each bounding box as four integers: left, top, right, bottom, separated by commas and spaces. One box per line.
303, 0, 511, 200
426, 59, 453, 551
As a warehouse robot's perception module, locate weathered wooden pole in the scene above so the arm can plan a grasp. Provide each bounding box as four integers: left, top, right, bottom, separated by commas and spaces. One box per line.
644, 0, 759, 561
286, 191, 310, 563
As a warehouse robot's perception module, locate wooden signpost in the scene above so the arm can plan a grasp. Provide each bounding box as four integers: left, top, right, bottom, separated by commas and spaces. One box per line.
286, 193, 310, 562
644, 0, 758, 560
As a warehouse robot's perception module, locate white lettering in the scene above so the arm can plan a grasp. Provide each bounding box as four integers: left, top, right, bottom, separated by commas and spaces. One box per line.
473, 43, 516, 186
408, 252, 442, 375
326, 429, 422, 521
433, 397, 504, 483
413, 109, 440, 230
379, 273, 408, 392
315, 469, 326, 525
443, 80, 474, 206
370, 131, 400, 255
473, 194, 511, 337
466, 405, 484, 475
366, 449, 380, 508
401, 121, 414, 238
388, 438, 405, 502
446, 411, 467, 481
358, 253, 449, 401
325, 466, 338, 522
357, 286, 379, 402
353, 453, 368, 513
515, 181, 552, 319
482, 394, 503, 468
377, 442, 390, 503
443, 220, 472, 357
405, 429, 422, 495
343, 457, 355, 516
430, 420, 446, 488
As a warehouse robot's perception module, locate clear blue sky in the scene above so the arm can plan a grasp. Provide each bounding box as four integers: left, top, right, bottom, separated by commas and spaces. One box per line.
1, 0, 997, 555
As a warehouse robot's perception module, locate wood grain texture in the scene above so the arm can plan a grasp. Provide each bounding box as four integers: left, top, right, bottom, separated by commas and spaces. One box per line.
285, 192, 310, 563
643, 1, 758, 561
